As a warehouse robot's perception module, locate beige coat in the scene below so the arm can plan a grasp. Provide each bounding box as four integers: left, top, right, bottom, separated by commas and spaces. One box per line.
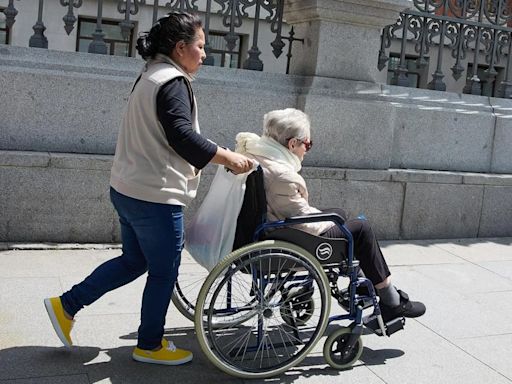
248, 153, 335, 236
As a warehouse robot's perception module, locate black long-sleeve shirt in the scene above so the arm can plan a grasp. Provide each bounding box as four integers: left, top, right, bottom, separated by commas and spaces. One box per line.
156, 77, 217, 169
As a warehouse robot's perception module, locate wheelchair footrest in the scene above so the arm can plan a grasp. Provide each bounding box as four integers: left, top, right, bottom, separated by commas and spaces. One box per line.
363, 315, 405, 337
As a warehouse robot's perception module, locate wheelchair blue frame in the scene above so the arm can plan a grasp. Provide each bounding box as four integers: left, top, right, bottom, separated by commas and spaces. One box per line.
254, 213, 386, 336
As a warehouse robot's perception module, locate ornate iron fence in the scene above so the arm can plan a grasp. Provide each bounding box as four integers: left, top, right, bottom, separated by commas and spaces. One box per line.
378, 0, 512, 98
2, 0, 302, 72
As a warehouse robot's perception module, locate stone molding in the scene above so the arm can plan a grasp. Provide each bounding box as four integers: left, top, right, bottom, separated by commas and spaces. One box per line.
2, 150, 511, 241
284, 0, 410, 28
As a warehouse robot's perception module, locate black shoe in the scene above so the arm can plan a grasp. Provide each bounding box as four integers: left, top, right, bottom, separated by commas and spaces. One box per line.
380, 290, 426, 322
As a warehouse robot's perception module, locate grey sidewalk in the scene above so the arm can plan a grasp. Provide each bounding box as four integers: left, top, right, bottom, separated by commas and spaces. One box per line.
1, 238, 512, 384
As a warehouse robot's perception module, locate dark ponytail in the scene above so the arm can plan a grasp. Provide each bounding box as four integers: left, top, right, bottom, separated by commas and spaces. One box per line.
136, 11, 203, 61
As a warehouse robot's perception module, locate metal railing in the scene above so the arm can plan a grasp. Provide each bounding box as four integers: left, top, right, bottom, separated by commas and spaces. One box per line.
2, 0, 303, 72
378, 0, 512, 97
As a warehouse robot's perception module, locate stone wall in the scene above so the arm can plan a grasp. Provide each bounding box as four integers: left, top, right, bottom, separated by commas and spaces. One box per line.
1, 45, 512, 242
2, 151, 512, 243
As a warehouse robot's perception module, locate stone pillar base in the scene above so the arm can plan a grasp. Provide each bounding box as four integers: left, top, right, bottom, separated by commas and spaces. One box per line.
284, 0, 410, 81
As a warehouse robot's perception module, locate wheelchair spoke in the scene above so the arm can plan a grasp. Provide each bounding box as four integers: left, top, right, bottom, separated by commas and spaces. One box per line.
196, 243, 330, 377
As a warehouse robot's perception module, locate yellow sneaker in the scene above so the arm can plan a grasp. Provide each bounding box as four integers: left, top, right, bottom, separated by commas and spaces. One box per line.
44, 297, 74, 347
132, 339, 193, 366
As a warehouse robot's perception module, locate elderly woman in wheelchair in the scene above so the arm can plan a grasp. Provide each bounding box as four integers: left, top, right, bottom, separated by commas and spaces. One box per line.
183, 108, 425, 379
235, 108, 425, 321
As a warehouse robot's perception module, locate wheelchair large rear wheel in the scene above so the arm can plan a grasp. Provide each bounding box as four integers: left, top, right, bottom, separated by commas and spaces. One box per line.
172, 253, 258, 327
195, 240, 331, 379
171, 253, 208, 322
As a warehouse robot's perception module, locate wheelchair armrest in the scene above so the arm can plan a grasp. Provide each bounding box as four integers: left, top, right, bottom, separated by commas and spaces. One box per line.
283, 213, 346, 226
255, 212, 351, 245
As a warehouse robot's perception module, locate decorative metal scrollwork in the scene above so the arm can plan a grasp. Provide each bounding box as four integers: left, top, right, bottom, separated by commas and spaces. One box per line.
60, 0, 83, 35
199, 0, 288, 70
378, 25, 392, 72
4, 0, 18, 29
211, 0, 244, 52
117, 0, 144, 40
379, 0, 512, 97
15, 0, 299, 73
268, 0, 285, 58
29, 0, 48, 49
164, 0, 199, 12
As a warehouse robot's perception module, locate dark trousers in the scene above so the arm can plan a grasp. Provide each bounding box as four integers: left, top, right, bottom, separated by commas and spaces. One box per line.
320, 209, 390, 285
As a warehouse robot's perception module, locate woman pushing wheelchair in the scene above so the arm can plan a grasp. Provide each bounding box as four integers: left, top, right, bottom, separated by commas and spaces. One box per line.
235, 108, 426, 322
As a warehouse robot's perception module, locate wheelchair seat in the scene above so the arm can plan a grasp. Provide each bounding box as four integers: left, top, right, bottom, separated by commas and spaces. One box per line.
263, 227, 347, 267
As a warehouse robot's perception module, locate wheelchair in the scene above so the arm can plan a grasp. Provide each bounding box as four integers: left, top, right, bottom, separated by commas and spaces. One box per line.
173, 167, 405, 379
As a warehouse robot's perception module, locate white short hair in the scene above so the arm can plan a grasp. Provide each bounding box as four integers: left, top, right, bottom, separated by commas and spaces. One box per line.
262, 108, 311, 147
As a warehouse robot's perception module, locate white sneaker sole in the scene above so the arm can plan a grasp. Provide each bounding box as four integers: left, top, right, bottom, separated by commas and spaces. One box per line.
44, 298, 72, 347
132, 352, 193, 366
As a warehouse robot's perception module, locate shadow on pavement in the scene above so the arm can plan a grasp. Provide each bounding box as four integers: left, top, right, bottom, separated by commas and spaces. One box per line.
0, 324, 405, 383
360, 346, 405, 366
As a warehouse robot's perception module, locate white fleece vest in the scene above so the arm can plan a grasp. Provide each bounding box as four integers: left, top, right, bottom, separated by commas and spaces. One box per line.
110, 59, 201, 206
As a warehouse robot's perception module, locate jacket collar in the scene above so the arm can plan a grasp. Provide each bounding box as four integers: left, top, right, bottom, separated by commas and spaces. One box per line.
148, 53, 194, 82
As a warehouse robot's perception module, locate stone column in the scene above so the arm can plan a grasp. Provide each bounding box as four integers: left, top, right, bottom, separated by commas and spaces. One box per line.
284, 0, 410, 82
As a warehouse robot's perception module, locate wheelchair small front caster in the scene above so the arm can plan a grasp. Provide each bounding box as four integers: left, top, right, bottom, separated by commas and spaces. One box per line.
323, 327, 363, 370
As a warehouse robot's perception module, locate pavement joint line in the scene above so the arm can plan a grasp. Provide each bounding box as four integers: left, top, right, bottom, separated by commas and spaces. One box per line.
364, 364, 394, 384
415, 319, 512, 383
0, 243, 122, 251
431, 243, 512, 282
455, 332, 512, 340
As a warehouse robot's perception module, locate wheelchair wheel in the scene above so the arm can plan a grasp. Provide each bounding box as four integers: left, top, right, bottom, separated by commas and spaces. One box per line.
195, 240, 331, 379
172, 255, 256, 327
323, 327, 363, 370
280, 292, 315, 326
171, 254, 209, 322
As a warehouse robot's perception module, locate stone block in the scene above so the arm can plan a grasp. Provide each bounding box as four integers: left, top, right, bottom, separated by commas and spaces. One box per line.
0, 165, 115, 243
402, 183, 484, 239
303, 177, 323, 208
391, 103, 494, 172
478, 186, 512, 237
288, 21, 384, 82
391, 169, 463, 184
195, 81, 297, 148
319, 179, 404, 239
463, 173, 512, 186
300, 76, 383, 99
49, 153, 113, 170
0, 43, 142, 76
491, 116, 512, 174
382, 86, 495, 172
301, 167, 346, 180
0, 68, 129, 154
346, 169, 392, 182
0, 150, 50, 167
301, 95, 395, 169
285, 0, 410, 81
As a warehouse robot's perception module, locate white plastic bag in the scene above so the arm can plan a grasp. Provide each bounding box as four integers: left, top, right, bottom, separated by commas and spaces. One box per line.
185, 164, 255, 271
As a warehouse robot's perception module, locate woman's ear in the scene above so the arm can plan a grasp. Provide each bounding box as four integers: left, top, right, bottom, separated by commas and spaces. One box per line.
175, 40, 186, 57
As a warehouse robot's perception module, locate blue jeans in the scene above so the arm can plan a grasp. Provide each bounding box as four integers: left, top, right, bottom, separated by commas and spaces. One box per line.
61, 187, 184, 350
